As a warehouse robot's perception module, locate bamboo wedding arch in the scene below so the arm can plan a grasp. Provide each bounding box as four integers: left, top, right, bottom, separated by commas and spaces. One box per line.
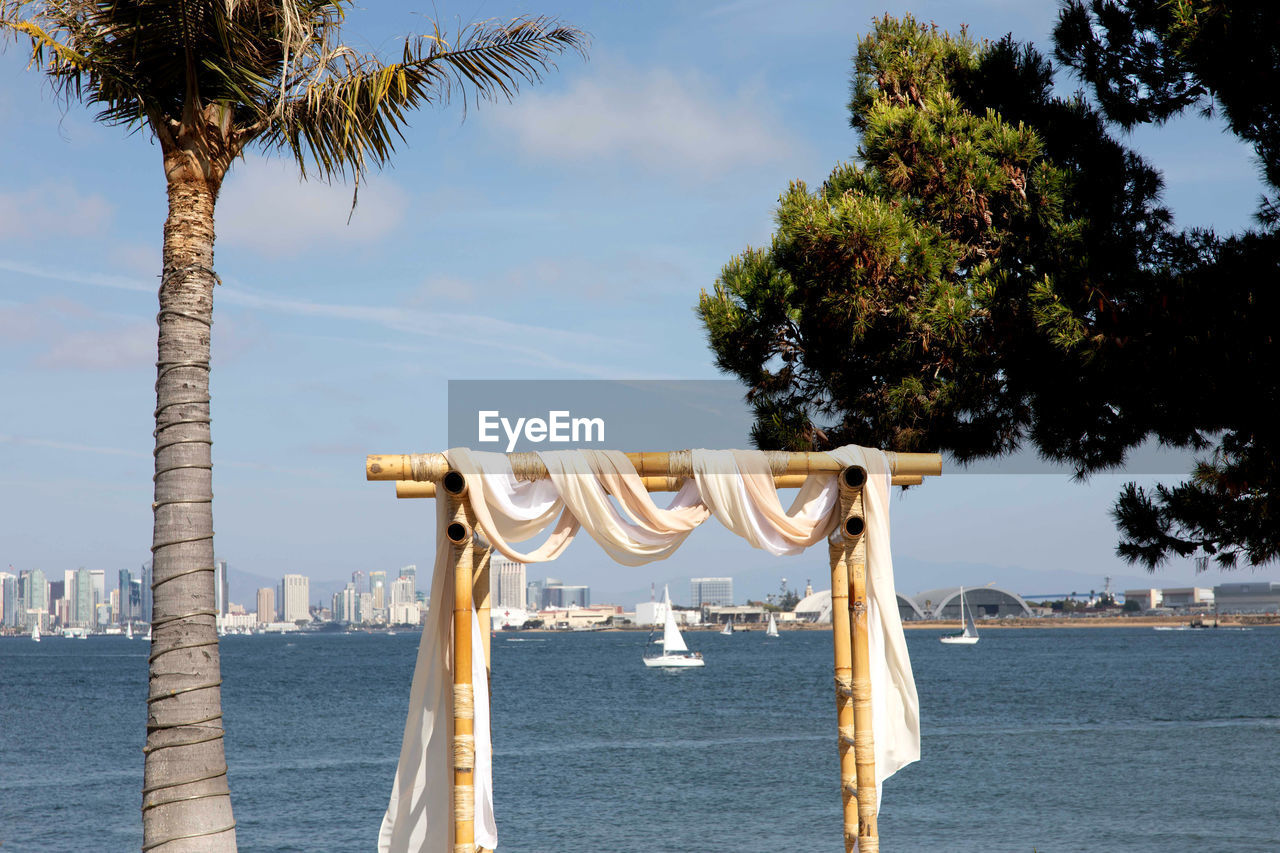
366, 449, 942, 853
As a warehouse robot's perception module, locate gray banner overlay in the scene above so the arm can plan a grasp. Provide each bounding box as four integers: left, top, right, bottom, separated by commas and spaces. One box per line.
446, 380, 1198, 475
448, 380, 755, 453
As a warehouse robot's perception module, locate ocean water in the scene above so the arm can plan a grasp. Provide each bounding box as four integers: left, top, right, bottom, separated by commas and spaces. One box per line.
2, 627, 1278, 852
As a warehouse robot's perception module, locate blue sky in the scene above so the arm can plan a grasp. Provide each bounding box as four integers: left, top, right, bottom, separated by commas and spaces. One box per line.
1, 1, 1272, 606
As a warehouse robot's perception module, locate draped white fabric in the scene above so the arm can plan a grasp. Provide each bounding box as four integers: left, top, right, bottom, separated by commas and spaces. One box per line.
378, 446, 919, 852
378, 494, 499, 852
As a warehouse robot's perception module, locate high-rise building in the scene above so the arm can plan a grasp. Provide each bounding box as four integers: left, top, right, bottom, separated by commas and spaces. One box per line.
356, 592, 374, 624
543, 583, 589, 608
369, 571, 387, 610
118, 569, 134, 623
494, 556, 526, 610
399, 565, 417, 600
281, 574, 309, 622
130, 578, 143, 621
21, 569, 48, 630
140, 562, 153, 623
333, 582, 357, 623
89, 570, 105, 625
0, 572, 16, 627
526, 579, 544, 611
47, 579, 65, 617
256, 587, 275, 624
691, 577, 733, 608
16, 571, 30, 627
390, 577, 414, 607
72, 568, 93, 626
214, 560, 230, 616
24, 568, 46, 614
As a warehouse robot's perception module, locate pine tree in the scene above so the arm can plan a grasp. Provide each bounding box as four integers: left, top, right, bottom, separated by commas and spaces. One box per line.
698, 14, 1278, 570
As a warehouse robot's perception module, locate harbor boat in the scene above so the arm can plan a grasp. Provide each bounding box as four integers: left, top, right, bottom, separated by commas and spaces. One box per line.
720, 620, 733, 636
644, 586, 704, 668
940, 587, 980, 645
31, 622, 40, 643
765, 612, 780, 638
126, 622, 134, 640
144, 624, 152, 642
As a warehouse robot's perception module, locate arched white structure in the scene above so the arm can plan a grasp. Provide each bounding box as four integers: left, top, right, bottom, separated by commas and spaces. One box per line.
794, 589, 926, 623
913, 586, 1032, 619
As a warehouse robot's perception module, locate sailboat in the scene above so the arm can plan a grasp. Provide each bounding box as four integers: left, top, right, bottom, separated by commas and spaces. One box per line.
940, 587, 979, 645
31, 621, 40, 643
765, 612, 780, 638
644, 586, 704, 668
126, 622, 133, 640
720, 620, 734, 636
144, 624, 152, 642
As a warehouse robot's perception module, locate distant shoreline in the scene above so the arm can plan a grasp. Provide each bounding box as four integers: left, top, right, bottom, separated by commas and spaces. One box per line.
638, 614, 1280, 632
901, 614, 1280, 630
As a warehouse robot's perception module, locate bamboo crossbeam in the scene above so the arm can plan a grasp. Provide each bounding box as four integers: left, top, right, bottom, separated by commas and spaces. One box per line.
391, 472, 924, 498
366, 450, 941, 483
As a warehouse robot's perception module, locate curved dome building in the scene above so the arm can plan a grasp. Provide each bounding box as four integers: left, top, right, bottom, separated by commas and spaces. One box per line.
792, 589, 926, 623
913, 586, 1032, 619
794, 589, 832, 623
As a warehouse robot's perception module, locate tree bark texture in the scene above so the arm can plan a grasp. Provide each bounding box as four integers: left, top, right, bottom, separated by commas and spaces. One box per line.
142, 158, 237, 852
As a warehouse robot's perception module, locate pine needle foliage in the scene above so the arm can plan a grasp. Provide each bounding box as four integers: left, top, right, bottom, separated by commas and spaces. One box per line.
697, 13, 1278, 570
1054, 0, 1280, 569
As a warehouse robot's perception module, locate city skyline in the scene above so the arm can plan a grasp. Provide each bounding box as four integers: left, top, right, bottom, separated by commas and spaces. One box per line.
4, 2, 1277, 602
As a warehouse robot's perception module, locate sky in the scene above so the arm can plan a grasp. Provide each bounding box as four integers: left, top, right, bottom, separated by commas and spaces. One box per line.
1, 0, 1273, 607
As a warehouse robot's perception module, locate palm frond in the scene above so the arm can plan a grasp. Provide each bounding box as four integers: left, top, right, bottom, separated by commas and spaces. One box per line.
3, 3, 586, 182
261, 15, 588, 182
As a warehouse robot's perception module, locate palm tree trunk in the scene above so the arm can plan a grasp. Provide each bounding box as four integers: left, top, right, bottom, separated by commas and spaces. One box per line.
142, 161, 237, 852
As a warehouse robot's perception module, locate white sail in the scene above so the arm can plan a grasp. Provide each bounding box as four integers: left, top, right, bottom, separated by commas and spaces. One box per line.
766, 613, 779, 637
962, 596, 978, 638
644, 584, 703, 666
661, 605, 689, 653
32, 621, 40, 642
126, 622, 133, 640
940, 586, 980, 644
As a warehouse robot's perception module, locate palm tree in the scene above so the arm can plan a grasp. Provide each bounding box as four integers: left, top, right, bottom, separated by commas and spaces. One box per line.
1, 2, 585, 850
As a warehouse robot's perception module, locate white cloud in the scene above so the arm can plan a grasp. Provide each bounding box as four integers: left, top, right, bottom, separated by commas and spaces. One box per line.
0, 433, 148, 459
0, 297, 152, 370
35, 321, 154, 371
0, 257, 153, 293
0, 181, 112, 242
0, 257, 639, 377
410, 274, 478, 304
489, 64, 798, 176
216, 156, 408, 256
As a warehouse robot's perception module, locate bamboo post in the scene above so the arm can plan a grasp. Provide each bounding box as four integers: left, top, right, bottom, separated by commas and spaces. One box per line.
474, 546, 492, 679
844, 466, 879, 851
828, 465, 863, 853
444, 471, 476, 853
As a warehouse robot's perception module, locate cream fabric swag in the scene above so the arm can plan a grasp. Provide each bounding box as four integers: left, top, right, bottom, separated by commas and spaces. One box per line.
378, 446, 921, 852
